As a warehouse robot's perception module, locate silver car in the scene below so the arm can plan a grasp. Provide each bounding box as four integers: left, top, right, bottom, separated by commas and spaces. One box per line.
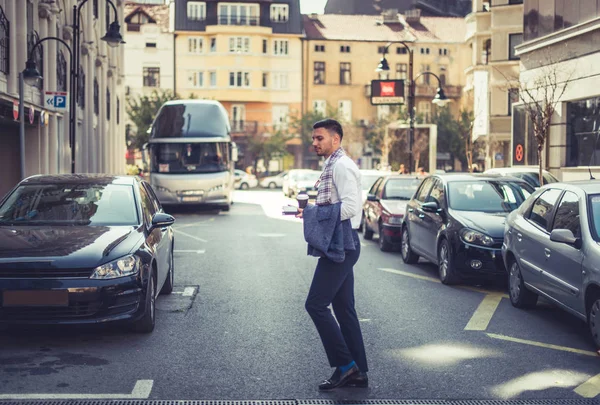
503, 181, 600, 347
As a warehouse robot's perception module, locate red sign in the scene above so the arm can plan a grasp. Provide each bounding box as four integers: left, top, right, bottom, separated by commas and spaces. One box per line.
13, 101, 18, 121
515, 144, 524, 162
370, 79, 405, 105
380, 82, 396, 97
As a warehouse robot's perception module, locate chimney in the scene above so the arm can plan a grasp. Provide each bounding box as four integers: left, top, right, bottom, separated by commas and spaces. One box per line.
381, 9, 399, 23
405, 8, 421, 23
309, 13, 319, 21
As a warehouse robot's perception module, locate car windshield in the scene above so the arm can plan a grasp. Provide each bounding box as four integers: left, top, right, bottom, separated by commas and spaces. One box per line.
383, 178, 421, 200
448, 180, 532, 212
589, 195, 600, 241
362, 174, 382, 191
0, 184, 139, 226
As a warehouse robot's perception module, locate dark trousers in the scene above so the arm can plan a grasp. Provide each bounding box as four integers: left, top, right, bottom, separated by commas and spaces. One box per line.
305, 231, 368, 372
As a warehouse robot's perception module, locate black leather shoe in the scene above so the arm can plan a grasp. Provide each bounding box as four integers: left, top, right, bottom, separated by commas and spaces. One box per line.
347, 372, 368, 388
318, 365, 359, 391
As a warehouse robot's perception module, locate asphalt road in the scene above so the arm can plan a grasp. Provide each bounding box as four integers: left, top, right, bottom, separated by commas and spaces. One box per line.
1, 190, 600, 401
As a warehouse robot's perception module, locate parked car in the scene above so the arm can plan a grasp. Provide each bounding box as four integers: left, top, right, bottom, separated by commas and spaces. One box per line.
289, 170, 321, 199
283, 169, 317, 198
502, 181, 600, 347
358, 169, 390, 231
260, 171, 288, 189
0, 174, 175, 332
401, 174, 534, 284
484, 167, 559, 188
234, 169, 258, 190
362, 175, 422, 251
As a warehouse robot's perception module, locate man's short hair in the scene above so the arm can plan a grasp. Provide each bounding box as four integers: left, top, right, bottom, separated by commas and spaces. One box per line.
313, 118, 343, 141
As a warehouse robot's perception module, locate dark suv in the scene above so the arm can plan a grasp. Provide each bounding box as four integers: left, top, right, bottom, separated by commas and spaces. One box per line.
400, 174, 534, 284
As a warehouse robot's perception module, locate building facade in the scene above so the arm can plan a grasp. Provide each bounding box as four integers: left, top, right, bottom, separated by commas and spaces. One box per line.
513, 0, 600, 180
324, 0, 472, 17
302, 10, 469, 169
464, 0, 523, 170
0, 0, 126, 198
171, 0, 303, 170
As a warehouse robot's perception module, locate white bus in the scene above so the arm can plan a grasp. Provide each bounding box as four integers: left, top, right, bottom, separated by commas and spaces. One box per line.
144, 100, 237, 211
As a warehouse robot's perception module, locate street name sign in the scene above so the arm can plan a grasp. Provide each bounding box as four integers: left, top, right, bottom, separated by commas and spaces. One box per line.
44, 91, 68, 111
370, 79, 405, 105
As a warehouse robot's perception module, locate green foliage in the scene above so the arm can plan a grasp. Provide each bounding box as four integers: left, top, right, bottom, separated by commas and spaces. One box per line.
432, 107, 476, 170
125, 89, 179, 149
246, 130, 292, 173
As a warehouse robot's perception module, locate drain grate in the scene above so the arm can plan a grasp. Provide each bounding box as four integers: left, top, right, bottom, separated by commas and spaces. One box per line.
0, 400, 598, 405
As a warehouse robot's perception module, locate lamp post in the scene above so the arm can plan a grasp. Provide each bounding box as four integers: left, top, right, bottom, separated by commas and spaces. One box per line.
375, 42, 449, 173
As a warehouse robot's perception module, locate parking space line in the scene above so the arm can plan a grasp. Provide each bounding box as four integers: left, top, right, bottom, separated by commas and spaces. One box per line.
174, 250, 206, 254
575, 373, 600, 398
378, 268, 441, 284
0, 379, 153, 400
465, 293, 504, 331
173, 228, 207, 243
487, 333, 598, 357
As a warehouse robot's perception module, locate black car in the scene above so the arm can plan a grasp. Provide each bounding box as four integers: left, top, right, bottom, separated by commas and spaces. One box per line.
0, 174, 175, 332
401, 174, 533, 284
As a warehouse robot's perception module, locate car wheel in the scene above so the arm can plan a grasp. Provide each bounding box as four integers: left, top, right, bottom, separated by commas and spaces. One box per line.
220, 203, 231, 212
378, 222, 393, 252
588, 297, 600, 348
508, 260, 538, 309
438, 239, 458, 285
401, 225, 419, 264
240, 182, 249, 190
268, 182, 277, 189
363, 220, 374, 240
133, 272, 156, 333
160, 249, 174, 295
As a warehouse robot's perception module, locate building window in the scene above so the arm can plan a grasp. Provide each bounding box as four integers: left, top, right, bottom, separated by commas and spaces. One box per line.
232, 104, 246, 132
219, 3, 259, 26
57, 50, 67, 91
340, 62, 351, 85
270, 4, 289, 22
314, 62, 325, 85
340, 45, 350, 53
146, 42, 157, 48
396, 47, 408, 54
378, 46, 386, 54
0, 5, 8, 75
143, 67, 160, 87
262, 39, 267, 54
117, 97, 120, 124
273, 105, 289, 131
229, 37, 250, 53
188, 37, 204, 53
210, 71, 217, 87
396, 63, 407, 80
420, 65, 431, 85
512, 104, 539, 166
273, 39, 288, 55
188, 71, 204, 88
273, 73, 289, 90
420, 47, 430, 55
106, 88, 111, 121
210, 37, 217, 52
262, 72, 268, 88
439, 65, 447, 86
314, 44, 325, 52
509, 33, 523, 60
105, 2, 110, 32
93, 78, 99, 116
27, 31, 43, 89
418, 101, 431, 123
313, 100, 326, 116
229, 71, 250, 88
566, 97, 600, 167
439, 48, 449, 56
508, 88, 519, 116
93, 0, 98, 19
509, 0, 523, 3
77, 66, 85, 107
338, 100, 352, 122
187, 2, 206, 21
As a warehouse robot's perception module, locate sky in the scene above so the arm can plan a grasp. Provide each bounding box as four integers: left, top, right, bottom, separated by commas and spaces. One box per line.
300, 0, 327, 14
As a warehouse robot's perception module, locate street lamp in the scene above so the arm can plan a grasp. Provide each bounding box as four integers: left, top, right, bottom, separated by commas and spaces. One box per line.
375, 42, 450, 173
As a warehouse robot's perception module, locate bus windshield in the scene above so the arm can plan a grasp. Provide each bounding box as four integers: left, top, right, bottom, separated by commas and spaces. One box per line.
150, 143, 231, 174
150, 103, 230, 139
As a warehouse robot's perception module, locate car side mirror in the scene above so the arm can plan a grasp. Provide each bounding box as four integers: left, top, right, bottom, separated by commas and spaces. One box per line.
367, 194, 379, 202
550, 229, 581, 248
151, 212, 175, 229
421, 201, 439, 212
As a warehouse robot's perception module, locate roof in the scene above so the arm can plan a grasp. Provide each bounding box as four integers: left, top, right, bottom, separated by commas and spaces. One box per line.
21, 174, 136, 185
302, 14, 466, 43
124, 3, 170, 32
551, 181, 600, 194
485, 167, 552, 174
432, 173, 530, 183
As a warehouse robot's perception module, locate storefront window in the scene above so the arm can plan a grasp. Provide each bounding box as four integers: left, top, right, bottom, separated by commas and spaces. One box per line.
512, 104, 539, 166
566, 97, 600, 167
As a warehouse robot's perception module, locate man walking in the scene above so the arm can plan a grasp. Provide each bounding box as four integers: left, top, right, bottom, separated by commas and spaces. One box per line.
297, 118, 368, 390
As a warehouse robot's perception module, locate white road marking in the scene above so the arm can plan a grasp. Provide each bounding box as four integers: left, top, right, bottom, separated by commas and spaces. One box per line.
0, 379, 153, 400
174, 250, 206, 254
173, 228, 207, 243
182, 287, 197, 297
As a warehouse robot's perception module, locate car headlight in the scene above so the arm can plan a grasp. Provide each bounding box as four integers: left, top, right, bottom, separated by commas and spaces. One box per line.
386, 215, 404, 225
460, 228, 494, 247
209, 184, 224, 192
90, 255, 141, 279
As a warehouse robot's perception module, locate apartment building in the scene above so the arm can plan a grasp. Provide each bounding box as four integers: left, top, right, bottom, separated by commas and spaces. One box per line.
513, 0, 600, 180
303, 10, 469, 169
0, 0, 126, 197
464, 0, 523, 169
324, 0, 472, 17
171, 0, 303, 169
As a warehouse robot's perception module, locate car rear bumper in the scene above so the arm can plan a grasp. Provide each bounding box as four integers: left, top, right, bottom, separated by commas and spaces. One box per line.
382, 224, 403, 244
0, 275, 147, 325
454, 243, 506, 278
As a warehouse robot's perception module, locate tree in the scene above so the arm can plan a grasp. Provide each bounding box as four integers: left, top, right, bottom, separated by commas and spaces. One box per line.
125, 89, 179, 149
246, 129, 292, 175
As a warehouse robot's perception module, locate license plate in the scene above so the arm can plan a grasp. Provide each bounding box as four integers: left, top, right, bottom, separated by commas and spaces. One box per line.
181, 196, 202, 202
3, 290, 69, 307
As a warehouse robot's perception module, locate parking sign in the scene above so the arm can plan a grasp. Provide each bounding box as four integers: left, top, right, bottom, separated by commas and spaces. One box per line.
44, 91, 69, 111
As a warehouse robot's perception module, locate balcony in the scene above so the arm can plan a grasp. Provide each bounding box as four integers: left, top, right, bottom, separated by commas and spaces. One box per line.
231, 121, 259, 135
218, 14, 259, 27
415, 85, 462, 99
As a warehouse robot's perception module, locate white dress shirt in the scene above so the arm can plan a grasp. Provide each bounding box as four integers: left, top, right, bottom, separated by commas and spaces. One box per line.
324, 154, 362, 229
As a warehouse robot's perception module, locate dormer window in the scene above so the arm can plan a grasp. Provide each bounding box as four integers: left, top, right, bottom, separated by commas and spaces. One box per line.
187, 1, 206, 21
270, 4, 289, 22
219, 3, 259, 26
126, 11, 155, 32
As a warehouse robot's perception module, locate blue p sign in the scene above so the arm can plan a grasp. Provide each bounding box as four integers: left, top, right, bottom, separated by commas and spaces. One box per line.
55, 96, 66, 109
